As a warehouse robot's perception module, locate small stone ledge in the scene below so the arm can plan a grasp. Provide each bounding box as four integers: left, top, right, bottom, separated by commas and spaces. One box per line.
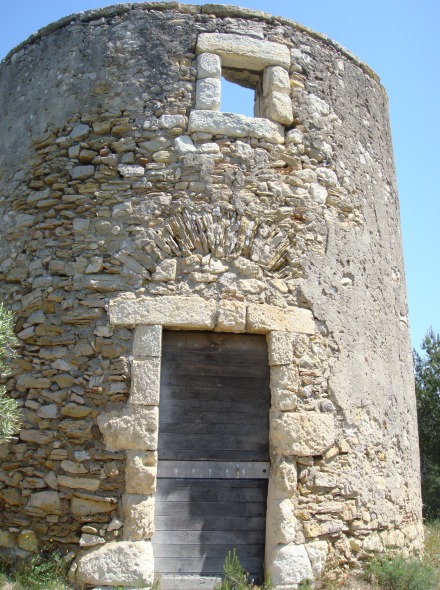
188, 111, 285, 144
197, 33, 291, 70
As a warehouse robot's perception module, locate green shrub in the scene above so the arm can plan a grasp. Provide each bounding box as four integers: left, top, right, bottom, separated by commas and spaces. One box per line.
366, 553, 437, 590
215, 549, 272, 590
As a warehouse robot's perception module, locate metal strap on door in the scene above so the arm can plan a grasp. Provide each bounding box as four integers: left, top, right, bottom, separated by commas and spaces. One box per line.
158, 460, 270, 480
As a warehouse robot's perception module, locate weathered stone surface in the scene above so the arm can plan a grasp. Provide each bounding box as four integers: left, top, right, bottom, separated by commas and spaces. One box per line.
133, 325, 162, 357
263, 65, 291, 95
216, 299, 246, 332
271, 364, 299, 392
272, 457, 298, 496
20, 430, 54, 445
130, 358, 161, 406
264, 91, 294, 125
268, 543, 313, 586
71, 496, 116, 517
126, 451, 157, 494
197, 52, 221, 79
196, 78, 221, 111
305, 541, 328, 577
0, 531, 16, 548
268, 332, 295, 366
97, 406, 158, 451
80, 533, 105, 547
197, 33, 291, 70
189, 111, 285, 144
122, 494, 155, 541
70, 165, 94, 180
26, 491, 60, 513
266, 498, 297, 544
17, 530, 39, 553
75, 541, 154, 587
109, 296, 216, 329
58, 476, 100, 492
247, 304, 315, 334
270, 411, 336, 456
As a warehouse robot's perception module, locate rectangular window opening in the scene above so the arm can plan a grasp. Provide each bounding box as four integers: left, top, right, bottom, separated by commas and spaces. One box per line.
220, 68, 261, 118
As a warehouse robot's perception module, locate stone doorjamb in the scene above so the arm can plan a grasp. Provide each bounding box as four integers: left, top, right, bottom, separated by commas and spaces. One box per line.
75, 295, 337, 589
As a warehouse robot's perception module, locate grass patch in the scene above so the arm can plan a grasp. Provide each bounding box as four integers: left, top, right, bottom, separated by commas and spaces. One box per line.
365, 553, 436, 590
214, 549, 272, 590
0, 552, 73, 590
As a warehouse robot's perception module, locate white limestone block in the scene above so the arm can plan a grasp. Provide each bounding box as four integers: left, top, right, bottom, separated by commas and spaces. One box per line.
268, 332, 296, 365
270, 411, 336, 456
196, 78, 221, 111
130, 358, 161, 406
189, 111, 284, 144
126, 451, 157, 495
247, 303, 315, 334
133, 325, 162, 358
197, 33, 290, 71
75, 541, 154, 587
271, 364, 299, 392
97, 406, 158, 451
197, 53, 222, 79
216, 299, 246, 332
122, 494, 155, 541
158, 114, 186, 129
305, 541, 328, 577
174, 135, 197, 154
109, 295, 216, 329
268, 543, 313, 586
264, 92, 294, 125
266, 497, 297, 544
263, 66, 291, 96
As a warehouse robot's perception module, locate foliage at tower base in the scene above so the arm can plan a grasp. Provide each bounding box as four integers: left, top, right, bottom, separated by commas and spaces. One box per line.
0, 303, 20, 444
414, 329, 440, 520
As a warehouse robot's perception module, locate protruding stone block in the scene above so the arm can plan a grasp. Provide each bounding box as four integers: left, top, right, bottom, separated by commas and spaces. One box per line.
305, 540, 329, 577
216, 300, 246, 332
126, 451, 157, 495
197, 33, 291, 70
197, 52, 222, 79
122, 494, 155, 541
75, 541, 154, 587
270, 411, 336, 456
189, 111, 284, 144
130, 358, 161, 406
133, 325, 162, 358
109, 296, 216, 329
247, 304, 315, 335
268, 543, 313, 586
196, 78, 221, 111
97, 406, 158, 451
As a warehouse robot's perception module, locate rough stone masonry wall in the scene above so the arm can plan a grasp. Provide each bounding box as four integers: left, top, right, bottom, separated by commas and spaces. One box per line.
0, 3, 422, 588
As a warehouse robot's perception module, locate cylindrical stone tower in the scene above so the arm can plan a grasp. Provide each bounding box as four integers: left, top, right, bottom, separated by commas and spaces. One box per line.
0, 4, 423, 589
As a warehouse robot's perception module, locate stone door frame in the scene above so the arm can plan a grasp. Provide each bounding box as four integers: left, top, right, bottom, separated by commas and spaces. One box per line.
95, 295, 336, 588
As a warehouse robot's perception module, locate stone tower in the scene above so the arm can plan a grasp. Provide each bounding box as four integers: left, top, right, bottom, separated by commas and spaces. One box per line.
0, 3, 423, 589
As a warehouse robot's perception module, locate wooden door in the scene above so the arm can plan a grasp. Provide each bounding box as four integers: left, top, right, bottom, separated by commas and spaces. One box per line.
153, 331, 270, 590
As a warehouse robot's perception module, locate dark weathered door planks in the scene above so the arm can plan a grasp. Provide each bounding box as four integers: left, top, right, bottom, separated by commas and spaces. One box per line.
153, 331, 270, 589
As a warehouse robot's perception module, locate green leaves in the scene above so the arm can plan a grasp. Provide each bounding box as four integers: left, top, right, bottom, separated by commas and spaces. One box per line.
414, 328, 440, 519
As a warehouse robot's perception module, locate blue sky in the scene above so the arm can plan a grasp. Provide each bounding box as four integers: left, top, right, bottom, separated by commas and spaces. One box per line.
1, 0, 438, 350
